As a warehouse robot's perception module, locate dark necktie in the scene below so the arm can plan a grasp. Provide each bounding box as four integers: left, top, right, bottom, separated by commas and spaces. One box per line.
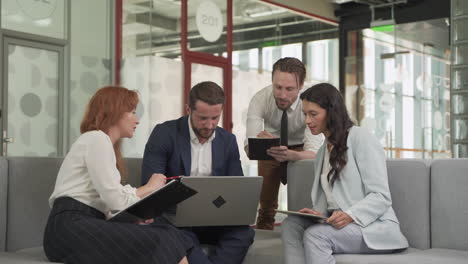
280, 110, 288, 147
280, 110, 288, 184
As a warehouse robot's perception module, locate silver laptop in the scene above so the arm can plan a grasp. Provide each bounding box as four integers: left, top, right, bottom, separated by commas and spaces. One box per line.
165, 176, 263, 227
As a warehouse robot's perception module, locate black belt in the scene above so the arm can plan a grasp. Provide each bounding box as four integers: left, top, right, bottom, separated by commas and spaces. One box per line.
287, 144, 304, 149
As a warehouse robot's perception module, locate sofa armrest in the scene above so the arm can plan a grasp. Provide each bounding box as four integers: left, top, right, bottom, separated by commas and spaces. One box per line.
287, 159, 315, 211
0, 158, 7, 252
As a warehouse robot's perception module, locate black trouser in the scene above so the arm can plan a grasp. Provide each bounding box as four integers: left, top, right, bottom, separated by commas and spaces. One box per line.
44, 197, 193, 264
180, 225, 255, 264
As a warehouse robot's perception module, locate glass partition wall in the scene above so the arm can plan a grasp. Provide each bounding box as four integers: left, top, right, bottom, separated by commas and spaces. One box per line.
451, 0, 468, 157
120, 0, 339, 212
120, 0, 339, 160
0, 0, 112, 156
346, 18, 451, 159
231, 3, 338, 170
229, 2, 338, 211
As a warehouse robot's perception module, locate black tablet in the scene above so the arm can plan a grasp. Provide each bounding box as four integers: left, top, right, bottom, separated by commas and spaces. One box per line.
248, 138, 280, 160
109, 180, 197, 223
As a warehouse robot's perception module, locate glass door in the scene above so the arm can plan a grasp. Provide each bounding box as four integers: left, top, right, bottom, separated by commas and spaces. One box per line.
2, 37, 64, 156
182, 0, 233, 130
349, 18, 450, 159
190, 62, 224, 126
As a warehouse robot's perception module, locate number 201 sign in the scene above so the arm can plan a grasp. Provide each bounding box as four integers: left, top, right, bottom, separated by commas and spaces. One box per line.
196, 1, 223, 43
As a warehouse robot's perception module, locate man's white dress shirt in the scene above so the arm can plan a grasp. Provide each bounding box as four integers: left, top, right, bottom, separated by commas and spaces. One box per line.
245, 85, 323, 151
188, 116, 215, 176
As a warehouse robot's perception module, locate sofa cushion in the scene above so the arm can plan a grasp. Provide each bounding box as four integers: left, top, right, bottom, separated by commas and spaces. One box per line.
6, 157, 62, 252
5, 157, 143, 252
403, 248, 468, 264
287, 159, 431, 250
386, 159, 431, 250
431, 159, 468, 250
0, 246, 60, 263
0, 158, 8, 251
243, 230, 282, 264
3, 231, 283, 264
335, 248, 420, 264
287, 160, 315, 211
124, 158, 143, 187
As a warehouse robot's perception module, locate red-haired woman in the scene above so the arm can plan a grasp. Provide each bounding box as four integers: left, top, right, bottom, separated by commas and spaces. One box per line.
43, 86, 192, 264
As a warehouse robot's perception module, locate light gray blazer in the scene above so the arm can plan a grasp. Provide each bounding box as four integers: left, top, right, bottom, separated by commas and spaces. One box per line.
311, 126, 408, 250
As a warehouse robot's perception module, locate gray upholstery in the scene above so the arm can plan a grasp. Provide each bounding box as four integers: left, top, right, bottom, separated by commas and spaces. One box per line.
431, 159, 468, 250
0, 156, 282, 264
386, 159, 431, 250
243, 230, 282, 264
6, 157, 62, 252
287, 159, 315, 211
287, 159, 432, 250
0, 251, 52, 264
402, 248, 468, 264
0, 247, 55, 263
124, 158, 143, 187
0, 158, 8, 252
4, 157, 144, 253
2, 157, 468, 263
335, 248, 421, 264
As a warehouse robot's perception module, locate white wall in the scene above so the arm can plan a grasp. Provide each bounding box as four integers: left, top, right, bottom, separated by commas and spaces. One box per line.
70, 0, 111, 57
68, 0, 112, 144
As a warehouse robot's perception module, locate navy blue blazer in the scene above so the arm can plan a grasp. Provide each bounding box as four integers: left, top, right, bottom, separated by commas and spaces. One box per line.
141, 116, 244, 184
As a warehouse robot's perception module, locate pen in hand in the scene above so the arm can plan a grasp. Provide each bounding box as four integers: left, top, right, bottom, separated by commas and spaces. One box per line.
166, 176, 182, 180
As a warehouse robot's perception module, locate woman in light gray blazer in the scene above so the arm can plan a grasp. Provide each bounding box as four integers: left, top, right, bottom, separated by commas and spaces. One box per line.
281, 83, 408, 264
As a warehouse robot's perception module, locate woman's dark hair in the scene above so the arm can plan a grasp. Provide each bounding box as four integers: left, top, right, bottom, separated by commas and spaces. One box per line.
300, 83, 354, 185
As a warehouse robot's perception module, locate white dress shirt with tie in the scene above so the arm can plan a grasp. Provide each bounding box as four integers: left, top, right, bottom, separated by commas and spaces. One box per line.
245, 85, 323, 151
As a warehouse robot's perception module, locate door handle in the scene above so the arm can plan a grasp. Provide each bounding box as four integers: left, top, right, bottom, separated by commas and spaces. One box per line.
3, 137, 13, 143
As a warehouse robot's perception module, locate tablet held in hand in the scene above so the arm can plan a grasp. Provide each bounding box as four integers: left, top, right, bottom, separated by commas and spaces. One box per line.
248, 138, 280, 160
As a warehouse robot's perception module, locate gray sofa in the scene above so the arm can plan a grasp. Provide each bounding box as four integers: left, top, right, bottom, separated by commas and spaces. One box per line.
287, 158, 468, 263
0, 157, 279, 264
1, 157, 468, 263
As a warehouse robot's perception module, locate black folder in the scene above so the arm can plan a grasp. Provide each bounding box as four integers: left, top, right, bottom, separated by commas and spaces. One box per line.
248, 138, 280, 160
108, 180, 197, 223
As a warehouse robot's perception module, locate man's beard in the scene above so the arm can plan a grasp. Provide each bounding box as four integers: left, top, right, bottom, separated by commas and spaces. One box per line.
194, 127, 215, 139
275, 98, 292, 111
191, 117, 215, 139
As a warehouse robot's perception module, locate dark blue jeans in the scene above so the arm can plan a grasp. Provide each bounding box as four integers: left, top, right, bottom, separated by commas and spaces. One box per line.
181, 225, 255, 264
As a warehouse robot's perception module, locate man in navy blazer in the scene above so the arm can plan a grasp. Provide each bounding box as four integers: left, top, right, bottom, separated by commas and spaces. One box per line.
142, 81, 254, 264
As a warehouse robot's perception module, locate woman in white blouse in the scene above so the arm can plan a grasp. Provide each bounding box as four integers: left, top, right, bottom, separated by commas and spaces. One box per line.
281, 83, 408, 264
44, 86, 192, 264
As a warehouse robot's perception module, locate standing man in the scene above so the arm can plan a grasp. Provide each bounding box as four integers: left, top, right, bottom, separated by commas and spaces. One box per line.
245, 57, 324, 230
142, 81, 254, 264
